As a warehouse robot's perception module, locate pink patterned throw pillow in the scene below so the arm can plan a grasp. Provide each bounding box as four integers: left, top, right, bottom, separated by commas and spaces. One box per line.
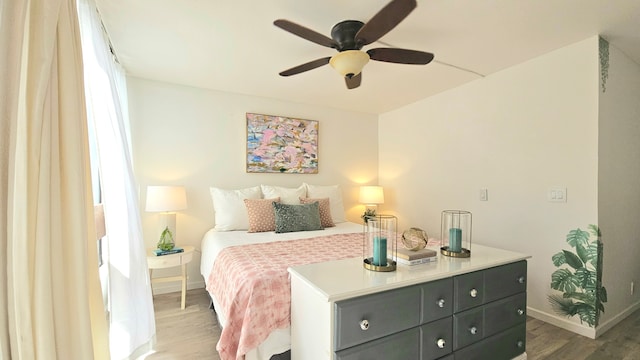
299, 197, 335, 228
244, 197, 280, 233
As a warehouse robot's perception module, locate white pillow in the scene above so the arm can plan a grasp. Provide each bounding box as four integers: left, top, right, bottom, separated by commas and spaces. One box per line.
260, 184, 306, 205
303, 183, 345, 223
210, 186, 262, 231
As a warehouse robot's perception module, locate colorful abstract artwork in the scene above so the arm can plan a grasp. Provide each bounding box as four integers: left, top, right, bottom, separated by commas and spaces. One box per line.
246, 113, 318, 173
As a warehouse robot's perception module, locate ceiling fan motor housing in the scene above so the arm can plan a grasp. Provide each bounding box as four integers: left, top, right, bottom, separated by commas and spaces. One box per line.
331, 20, 365, 51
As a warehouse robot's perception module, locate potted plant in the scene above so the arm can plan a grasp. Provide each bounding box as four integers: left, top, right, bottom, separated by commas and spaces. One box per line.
361, 208, 377, 223
548, 225, 607, 327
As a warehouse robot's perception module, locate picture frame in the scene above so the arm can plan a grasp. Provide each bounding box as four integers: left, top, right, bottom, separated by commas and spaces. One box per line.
246, 113, 318, 174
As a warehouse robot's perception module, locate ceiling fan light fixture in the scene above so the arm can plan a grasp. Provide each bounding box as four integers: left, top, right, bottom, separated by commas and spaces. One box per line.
330, 50, 370, 78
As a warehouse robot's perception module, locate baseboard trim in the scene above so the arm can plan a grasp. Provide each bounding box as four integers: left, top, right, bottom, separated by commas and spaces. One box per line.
151, 279, 205, 295
528, 302, 640, 339
526, 307, 596, 339
595, 301, 640, 337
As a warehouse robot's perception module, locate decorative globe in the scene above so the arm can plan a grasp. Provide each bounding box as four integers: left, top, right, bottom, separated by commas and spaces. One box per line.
401, 228, 428, 251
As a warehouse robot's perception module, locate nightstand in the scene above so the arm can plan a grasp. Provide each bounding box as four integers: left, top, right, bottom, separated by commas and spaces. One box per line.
147, 245, 195, 309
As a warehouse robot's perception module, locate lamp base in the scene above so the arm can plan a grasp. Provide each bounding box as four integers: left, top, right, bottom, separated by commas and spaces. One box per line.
440, 246, 471, 258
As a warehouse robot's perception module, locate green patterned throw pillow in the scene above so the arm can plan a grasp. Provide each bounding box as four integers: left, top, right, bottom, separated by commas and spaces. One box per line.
273, 202, 323, 233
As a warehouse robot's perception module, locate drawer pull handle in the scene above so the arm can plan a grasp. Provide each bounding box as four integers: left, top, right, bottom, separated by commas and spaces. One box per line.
469, 288, 478, 298
469, 326, 478, 335
437, 299, 445, 308
517, 340, 524, 348
436, 338, 446, 349
518, 276, 526, 284
359, 319, 369, 331
517, 309, 524, 316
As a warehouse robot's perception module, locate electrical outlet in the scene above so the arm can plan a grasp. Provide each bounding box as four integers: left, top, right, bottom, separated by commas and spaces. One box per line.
632, 281, 635, 296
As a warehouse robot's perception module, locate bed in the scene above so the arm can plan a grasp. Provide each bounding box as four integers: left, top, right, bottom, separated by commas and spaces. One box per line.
199, 183, 364, 360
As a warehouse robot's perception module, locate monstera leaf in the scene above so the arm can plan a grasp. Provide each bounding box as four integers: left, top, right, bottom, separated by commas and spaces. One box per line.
566, 228, 590, 248
551, 268, 580, 293
563, 250, 584, 270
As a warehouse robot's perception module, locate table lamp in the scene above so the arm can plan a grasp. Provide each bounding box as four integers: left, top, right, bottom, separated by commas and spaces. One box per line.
359, 185, 384, 221
145, 186, 187, 250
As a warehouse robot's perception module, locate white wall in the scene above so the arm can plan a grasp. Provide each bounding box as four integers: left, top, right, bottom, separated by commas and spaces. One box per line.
127, 78, 378, 291
379, 37, 601, 335
597, 42, 640, 334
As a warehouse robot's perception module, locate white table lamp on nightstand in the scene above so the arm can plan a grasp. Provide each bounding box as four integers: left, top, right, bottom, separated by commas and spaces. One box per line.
359, 185, 384, 219
146, 186, 187, 250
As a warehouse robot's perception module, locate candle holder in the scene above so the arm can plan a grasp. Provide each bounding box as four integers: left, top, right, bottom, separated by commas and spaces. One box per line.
363, 214, 397, 272
440, 210, 472, 257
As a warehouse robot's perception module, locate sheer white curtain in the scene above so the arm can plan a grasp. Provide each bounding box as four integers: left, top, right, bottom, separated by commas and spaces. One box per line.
77, 0, 156, 358
0, 0, 109, 358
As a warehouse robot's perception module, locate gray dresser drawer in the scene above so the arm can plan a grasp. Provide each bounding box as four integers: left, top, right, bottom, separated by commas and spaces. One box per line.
484, 261, 527, 303
454, 271, 484, 312
335, 327, 421, 360
452, 306, 484, 350
420, 317, 453, 360
334, 285, 422, 350
421, 278, 454, 324
484, 292, 526, 337
453, 323, 526, 360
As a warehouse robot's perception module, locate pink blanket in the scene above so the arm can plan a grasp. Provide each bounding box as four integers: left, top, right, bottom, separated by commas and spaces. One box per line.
206, 232, 362, 360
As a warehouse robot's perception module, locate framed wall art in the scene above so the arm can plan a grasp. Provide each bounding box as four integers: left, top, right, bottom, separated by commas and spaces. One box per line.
246, 113, 318, 174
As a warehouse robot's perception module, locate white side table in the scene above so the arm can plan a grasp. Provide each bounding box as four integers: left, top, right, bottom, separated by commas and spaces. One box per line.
147, 245, 195, 309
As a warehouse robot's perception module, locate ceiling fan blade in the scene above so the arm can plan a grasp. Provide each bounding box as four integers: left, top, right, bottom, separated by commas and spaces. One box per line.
355, 0, 417, 46
367, 48, 434, 64
345, 73, 362, 89
279, 57, 331, 76
274, 19, 337, 48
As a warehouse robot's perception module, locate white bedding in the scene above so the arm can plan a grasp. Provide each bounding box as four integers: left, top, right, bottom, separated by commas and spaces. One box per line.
199, 222, 363, 360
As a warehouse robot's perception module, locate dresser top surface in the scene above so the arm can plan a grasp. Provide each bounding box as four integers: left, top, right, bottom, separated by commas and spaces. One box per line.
288, 244, 530, 302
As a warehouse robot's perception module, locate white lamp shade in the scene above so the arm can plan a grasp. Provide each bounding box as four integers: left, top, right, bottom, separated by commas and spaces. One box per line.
145, 186, 187, 212
330, 50, 370, 77
359, 186, 384, 205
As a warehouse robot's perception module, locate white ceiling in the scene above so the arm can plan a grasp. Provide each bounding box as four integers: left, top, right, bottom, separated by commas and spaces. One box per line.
95, 0, 640, 115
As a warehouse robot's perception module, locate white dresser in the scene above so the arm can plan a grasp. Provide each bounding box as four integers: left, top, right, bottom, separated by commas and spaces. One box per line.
288, 244, 530, 360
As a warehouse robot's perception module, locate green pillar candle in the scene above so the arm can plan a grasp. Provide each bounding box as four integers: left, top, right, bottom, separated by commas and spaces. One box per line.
449, 228, 462, 252
373, 236, 387, 266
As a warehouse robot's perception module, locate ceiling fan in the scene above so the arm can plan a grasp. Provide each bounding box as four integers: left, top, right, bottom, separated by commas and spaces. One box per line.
274, 0, 434, 89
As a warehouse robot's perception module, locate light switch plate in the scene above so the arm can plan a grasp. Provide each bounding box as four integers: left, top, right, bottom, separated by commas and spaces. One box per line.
548, 187, 567, 202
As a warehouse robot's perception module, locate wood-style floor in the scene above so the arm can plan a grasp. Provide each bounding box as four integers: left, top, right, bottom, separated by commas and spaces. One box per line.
145, 288, 221, 359
146, 288, 640, 359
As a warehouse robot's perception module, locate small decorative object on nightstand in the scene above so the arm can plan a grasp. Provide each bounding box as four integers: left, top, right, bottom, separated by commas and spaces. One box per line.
363, 214, 397, 272
147, 245, 194, 309
157, 226, 175, 251
440, 210, 472, 257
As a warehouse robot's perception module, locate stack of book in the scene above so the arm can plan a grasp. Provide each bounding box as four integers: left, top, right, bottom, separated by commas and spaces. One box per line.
153, 247, 184, 256
395, 247, 438, 266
